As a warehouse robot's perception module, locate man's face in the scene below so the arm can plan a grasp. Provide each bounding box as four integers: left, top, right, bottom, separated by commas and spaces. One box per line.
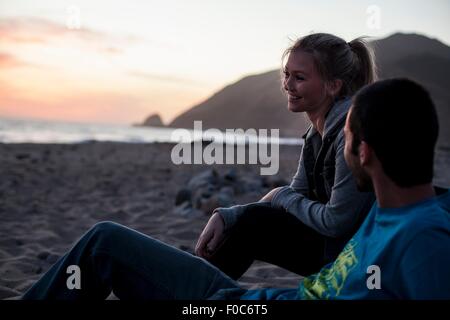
344, 107, 373, 192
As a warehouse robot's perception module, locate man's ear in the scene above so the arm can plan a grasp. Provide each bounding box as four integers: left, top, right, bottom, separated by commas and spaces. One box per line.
359, 141, 371, 166
327, 79, 343, 98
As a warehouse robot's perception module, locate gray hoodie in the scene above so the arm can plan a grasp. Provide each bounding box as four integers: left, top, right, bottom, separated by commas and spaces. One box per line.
217, 97, 375, 239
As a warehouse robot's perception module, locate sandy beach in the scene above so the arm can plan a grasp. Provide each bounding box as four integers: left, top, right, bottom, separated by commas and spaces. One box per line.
0, 142, 304, 299
1, 141, 448, 300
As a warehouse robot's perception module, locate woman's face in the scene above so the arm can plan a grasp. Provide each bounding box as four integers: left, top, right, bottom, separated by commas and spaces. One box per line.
283, 50, 330, 113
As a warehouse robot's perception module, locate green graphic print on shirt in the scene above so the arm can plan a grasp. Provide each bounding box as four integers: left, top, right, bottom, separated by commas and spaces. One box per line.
299, 239, 358, 299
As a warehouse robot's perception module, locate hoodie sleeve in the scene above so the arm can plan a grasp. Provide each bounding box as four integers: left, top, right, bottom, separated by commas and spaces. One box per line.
271, 131, 374, 238
216, 201, 272, 232
215, 205, 247, 232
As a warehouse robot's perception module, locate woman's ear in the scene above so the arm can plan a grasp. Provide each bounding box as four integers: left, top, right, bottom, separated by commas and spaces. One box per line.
327, 79, 343, 98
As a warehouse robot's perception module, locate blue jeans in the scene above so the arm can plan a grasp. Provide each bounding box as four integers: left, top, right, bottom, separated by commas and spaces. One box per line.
22, 221, 240, 300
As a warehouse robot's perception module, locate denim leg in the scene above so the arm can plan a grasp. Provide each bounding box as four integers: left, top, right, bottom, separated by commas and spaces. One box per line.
22, 221, 239, 300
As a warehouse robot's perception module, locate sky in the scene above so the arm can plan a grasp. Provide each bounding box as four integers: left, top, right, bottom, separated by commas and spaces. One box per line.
0, 0, 449, 125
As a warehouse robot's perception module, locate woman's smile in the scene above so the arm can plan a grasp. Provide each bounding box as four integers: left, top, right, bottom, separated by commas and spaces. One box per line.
288, 94, 303, 102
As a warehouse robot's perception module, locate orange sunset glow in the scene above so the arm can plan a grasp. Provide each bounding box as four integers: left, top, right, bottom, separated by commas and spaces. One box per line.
1, 0, 449, 125
0, 15, 214, 125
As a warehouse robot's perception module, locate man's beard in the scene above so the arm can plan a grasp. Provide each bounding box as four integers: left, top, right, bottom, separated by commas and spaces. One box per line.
355, 170, 374, 192
348, 156, 374, 192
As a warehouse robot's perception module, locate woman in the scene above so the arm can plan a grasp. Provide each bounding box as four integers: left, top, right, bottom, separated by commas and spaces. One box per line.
195, 33, 377, 279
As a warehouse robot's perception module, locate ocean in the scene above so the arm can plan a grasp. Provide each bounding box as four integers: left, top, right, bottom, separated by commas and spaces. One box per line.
0, 117, 448, 186
0, 117, 303, 145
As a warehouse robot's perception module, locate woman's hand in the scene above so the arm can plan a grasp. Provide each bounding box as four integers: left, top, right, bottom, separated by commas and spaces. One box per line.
195, 211, 226, 259
196, 187, 284, 259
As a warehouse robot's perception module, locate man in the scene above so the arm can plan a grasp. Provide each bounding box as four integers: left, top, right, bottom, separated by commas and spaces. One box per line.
22, 78, 449, 300
213, 78, 450, 299
299, 78, 450, 298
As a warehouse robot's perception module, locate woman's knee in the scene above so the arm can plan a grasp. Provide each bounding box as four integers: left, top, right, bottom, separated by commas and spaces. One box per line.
225, 204, 275, 241
237, 202, 282, 226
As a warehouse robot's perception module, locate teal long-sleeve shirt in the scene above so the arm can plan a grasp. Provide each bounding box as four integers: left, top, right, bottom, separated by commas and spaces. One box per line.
210, 190, 450, 300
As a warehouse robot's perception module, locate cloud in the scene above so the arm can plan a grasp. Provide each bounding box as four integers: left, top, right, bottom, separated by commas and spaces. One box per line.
0, 17, 137, 55
127, 70, 204, 86
0, 52, 27, 68
102, 47, 124, 55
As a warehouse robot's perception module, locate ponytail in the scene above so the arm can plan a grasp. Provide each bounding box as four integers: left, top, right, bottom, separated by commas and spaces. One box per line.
348, 37, 378, 93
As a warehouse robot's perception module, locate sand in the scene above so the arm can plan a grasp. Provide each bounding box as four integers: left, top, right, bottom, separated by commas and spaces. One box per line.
2, 142, 447, 300
0, 142, 303, 299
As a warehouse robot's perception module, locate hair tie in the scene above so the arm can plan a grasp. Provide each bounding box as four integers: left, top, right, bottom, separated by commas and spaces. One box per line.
348, 42, 354, 52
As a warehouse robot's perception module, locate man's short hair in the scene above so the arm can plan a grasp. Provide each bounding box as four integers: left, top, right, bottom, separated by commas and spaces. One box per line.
349, 78, 439, 187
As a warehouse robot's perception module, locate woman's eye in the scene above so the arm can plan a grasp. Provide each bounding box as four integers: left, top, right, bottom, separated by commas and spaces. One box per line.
295, 76, 305, 81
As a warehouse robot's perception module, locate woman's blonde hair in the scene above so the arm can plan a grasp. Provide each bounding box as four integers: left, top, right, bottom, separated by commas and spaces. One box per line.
282, 33, 377, 97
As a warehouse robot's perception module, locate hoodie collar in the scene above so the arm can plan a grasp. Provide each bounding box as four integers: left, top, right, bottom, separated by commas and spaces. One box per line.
305, 96, 352, 140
